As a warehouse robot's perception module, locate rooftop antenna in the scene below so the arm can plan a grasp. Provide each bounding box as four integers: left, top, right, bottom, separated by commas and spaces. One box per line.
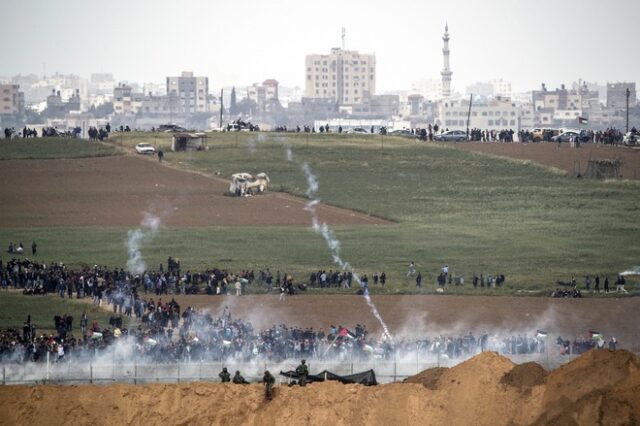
341, 27, 346, 50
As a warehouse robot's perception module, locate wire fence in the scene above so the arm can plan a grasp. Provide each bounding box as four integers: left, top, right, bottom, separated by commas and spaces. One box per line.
0, 353, 580, 386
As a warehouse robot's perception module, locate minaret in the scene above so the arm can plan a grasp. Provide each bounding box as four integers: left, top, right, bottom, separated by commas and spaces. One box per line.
441, 23, 452, 98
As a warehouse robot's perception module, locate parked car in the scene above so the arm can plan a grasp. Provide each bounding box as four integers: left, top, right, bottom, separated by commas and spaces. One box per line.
135, 143, 156, 155
348, 127, 370, 135
551, 131, 589, 143
389, 129, 416, 138
623, 132, 639, 145
434, 130, 468, 141
158, 124, 188, 133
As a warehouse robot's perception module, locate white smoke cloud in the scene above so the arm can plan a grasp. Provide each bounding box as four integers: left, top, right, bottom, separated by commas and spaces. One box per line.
126, 212, 161, 275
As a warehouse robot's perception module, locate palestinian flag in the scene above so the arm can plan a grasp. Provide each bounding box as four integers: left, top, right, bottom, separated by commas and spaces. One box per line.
589, 331, 603, 340
536, 330, 548, 338
578, 117, 588, 125
338, 327, 356, 339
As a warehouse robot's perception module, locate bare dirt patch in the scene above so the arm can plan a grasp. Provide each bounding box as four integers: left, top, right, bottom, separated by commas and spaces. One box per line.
154, 294, 640, 351
451, 142, 640, 179
0, 156, 389, 228
1, 350, 638, 426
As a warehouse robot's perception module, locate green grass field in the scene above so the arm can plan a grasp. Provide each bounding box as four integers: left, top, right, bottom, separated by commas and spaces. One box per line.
0, 138, 120, 160
0, 292, 129, 333
1, 132, 639, 295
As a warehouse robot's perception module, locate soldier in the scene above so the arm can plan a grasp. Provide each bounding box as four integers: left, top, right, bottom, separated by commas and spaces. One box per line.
219, 367, 230, 383
232, 370, 249, 384
263, 370, 275, 400
295, 359, 309, 387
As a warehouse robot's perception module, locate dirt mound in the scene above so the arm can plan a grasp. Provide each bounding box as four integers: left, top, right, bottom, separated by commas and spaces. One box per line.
1, 350, 639, 426
534, 349, 640, 425
501, 362, 547, 394
403, 367, 447, 389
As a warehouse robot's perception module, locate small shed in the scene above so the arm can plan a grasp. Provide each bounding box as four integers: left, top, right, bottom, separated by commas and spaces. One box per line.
171, 133, 208, 152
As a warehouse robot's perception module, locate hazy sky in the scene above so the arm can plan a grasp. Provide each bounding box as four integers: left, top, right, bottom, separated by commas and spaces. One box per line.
1, 0, 639, 92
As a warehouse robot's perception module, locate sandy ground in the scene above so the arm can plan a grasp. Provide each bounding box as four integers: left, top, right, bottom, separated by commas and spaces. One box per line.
146, 294, 640, 351
0, 156, 388, 228
1, 350, 638, 426
450, 141, 640, 179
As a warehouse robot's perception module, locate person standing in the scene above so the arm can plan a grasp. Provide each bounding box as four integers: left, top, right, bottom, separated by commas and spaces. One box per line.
295, 359, 309, 387
604, 276, 609, 294
31, 241, 37, 256
219, 367, 231, 382
416, 272, 422, 288
157, 149, 164, 162
407, 262, 416, 278
263, 370, 275, 400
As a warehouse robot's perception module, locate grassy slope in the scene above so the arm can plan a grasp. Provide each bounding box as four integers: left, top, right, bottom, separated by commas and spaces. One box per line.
1, 132, 639, 295
0, 138, 119, 160
0, 292, 128, 333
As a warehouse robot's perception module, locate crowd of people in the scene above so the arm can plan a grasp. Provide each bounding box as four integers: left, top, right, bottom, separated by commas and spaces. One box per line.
551, 274, 629, 298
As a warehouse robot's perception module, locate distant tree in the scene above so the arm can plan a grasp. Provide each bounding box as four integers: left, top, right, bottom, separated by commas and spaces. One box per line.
90, 102, 114, 118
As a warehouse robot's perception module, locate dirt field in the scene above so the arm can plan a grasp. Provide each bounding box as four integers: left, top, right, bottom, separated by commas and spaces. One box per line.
0, 156, 388, 228
451, 142, 640, 179
1, 350, 638, 425
156, 294, 640, 351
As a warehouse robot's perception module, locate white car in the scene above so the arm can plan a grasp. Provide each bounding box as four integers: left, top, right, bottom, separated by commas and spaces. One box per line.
623, 132, 639, 146
135, 143, 156, 155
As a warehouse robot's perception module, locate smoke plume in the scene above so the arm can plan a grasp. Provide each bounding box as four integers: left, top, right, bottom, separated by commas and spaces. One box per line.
126, 212, 161, 274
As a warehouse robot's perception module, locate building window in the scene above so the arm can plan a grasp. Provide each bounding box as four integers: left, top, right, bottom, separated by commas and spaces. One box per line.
510, 120, 515, 125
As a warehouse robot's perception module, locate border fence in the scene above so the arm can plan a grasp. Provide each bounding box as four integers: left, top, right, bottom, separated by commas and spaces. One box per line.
0, 353, 579, 386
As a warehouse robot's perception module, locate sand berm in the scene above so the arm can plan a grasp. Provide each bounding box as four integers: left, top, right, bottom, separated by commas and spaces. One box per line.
0, 349, 638, 426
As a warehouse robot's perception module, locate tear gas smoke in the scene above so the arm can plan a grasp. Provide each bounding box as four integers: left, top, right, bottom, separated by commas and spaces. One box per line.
126, 213, 161, 274
284, 145, 393, 341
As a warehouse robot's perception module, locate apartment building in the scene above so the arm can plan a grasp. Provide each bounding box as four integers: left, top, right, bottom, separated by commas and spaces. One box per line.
0, 84, 24, 114
304, 48, 376, 106
166, 71, 209, 113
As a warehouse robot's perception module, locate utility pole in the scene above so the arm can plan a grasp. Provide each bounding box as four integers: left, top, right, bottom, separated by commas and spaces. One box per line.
219, 88, 224, 129
466, 94, 473, 140
626, 88, 630, 133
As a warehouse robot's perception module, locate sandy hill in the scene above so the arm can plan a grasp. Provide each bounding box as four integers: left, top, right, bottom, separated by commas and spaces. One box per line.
0, 350, 638, 426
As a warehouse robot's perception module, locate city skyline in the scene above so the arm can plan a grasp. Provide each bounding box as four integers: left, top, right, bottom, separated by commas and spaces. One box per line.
1, 0, 639, 93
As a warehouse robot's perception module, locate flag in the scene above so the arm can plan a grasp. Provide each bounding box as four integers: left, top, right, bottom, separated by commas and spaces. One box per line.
536, 330, 548, 338
338, 327, 356, 339
589, 331, 603, 340
578, 117, 588, 125
222, 340, 232, 347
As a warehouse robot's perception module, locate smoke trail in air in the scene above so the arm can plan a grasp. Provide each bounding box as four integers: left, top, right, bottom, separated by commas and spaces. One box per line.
287, 148, 393, 341
126, 213, 161, 274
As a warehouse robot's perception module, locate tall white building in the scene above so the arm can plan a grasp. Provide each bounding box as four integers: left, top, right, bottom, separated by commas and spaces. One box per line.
441, 24, 452, 98
304, 48, 376, 106
438, 97, 520, 131
166, 71, 209, 113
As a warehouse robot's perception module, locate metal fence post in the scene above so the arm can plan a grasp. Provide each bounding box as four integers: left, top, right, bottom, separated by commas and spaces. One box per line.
90, 360, 93, 384
46, 352, 50, 383
177, 363, 180, 383
2, 366, 5, 385
134, 361, 138, 385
